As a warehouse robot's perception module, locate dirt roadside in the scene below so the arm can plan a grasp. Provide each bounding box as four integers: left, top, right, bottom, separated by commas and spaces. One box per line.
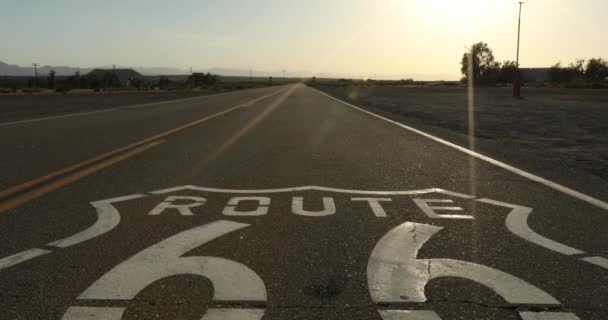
315, 84, 608, 202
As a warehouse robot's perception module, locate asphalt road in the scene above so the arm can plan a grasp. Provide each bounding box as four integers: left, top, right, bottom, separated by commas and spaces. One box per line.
0, 84, 606, 320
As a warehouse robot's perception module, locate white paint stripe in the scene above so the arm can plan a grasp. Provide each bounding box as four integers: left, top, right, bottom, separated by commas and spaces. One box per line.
0, 248, 51, 271
368, 222, 561, 305
519, 312, 580, 320
478, 198, 585, 255
427, 258, 560, 304
0, 87, 282, 127
62, 307, 125, 320
368, 222, 432, 303
413, 198, 472, 219
150, 185, 438, 195
78, 220, 266, 301
580, 256, 608, 269
48, 194, 147, 248
378, 310, 442, 320
435, 189, 476, 199
312, 87, 608, 211
201, 308, 265, 320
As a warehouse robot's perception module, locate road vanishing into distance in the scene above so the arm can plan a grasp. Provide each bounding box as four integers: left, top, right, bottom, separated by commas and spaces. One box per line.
0, 84, 606, 320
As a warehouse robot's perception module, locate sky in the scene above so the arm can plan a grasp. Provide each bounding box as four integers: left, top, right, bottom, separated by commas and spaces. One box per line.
1, 0, 607, 80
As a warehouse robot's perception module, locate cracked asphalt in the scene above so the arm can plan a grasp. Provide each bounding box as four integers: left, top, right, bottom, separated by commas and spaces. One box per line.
0, 84, 606, 319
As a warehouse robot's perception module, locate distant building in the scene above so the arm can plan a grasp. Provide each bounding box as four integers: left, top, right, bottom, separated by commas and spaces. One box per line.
87, 68, 143, 86
520, 68, 550, 83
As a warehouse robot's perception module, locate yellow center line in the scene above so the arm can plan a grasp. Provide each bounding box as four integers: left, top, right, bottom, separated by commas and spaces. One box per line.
0, 88, 286, 212
0, 141, 162, 213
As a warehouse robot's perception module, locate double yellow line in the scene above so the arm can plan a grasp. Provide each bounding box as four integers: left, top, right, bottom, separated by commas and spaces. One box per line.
0, 89, 284, 213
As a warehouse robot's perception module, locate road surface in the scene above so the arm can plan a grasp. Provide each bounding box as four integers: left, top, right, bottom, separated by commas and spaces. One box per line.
0, 84, 606, 319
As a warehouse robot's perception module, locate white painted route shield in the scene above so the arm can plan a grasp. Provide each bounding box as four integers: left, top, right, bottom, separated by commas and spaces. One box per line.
2, 185, 605, 319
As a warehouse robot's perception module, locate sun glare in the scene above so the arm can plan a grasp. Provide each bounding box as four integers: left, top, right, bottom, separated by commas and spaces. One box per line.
417, 0, 497, 20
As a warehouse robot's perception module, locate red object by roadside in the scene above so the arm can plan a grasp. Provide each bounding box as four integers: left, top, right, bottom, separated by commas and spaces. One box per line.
513, 78, 521, 97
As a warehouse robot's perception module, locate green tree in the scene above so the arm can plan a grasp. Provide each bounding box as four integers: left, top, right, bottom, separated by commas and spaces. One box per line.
498, 60, 518, 83
460, 42, 500, 85
549, 59, 585, 84
585, 58, 608, 83
548, 62, 565, 83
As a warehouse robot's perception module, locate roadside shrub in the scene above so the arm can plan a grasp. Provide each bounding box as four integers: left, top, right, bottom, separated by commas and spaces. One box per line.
565, 78, 587, 88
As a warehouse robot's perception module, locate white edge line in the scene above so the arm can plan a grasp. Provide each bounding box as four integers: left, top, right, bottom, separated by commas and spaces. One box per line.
149, 185, 439, 195
0, 87, 280, 127
311, 87, 608, 211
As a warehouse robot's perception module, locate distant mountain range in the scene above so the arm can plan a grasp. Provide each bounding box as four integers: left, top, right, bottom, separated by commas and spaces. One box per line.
0, 61, 455, 80
0, 61, 311, 78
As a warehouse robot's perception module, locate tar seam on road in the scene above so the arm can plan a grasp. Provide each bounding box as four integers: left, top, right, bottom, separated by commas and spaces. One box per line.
311, 87, 608, 211
0, 88, 287, 213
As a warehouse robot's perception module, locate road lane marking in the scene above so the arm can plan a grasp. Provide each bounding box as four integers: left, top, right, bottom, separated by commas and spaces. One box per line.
0, 186, 441, 271
0, 88, 274, 127
150, 185, 440, 195
63, 220, 266, 320
0, 186, 598, 318
580, 256, 608, 269
0, 88, 285, 212
412, 198, 472, 219
201, 309, 265, 320
0, 109, 118, 127
0, 141, 161, 213
519, 312, 581, 320
367, 222, 560, 304
4, 185, 606, 274
378, 310, 442, 320
478, 198, 585, 256
48, 194, 147, 248
312, 87, 608, 211
368, 221, 580, 319
61, 306, 125, 320
0, 248, 51, 271
476, 198, 608, 270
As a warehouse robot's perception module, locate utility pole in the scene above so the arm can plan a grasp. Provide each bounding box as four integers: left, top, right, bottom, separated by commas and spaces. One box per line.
249, 68, 253, 83
513, 1, 525, 97
32, 63, 39, 88
282, 69, 286, 84
111, 64, 117, 88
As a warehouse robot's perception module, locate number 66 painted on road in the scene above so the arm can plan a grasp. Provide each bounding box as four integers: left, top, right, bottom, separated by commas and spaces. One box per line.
62, 220, 266, 320
63, 220, 580, 320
